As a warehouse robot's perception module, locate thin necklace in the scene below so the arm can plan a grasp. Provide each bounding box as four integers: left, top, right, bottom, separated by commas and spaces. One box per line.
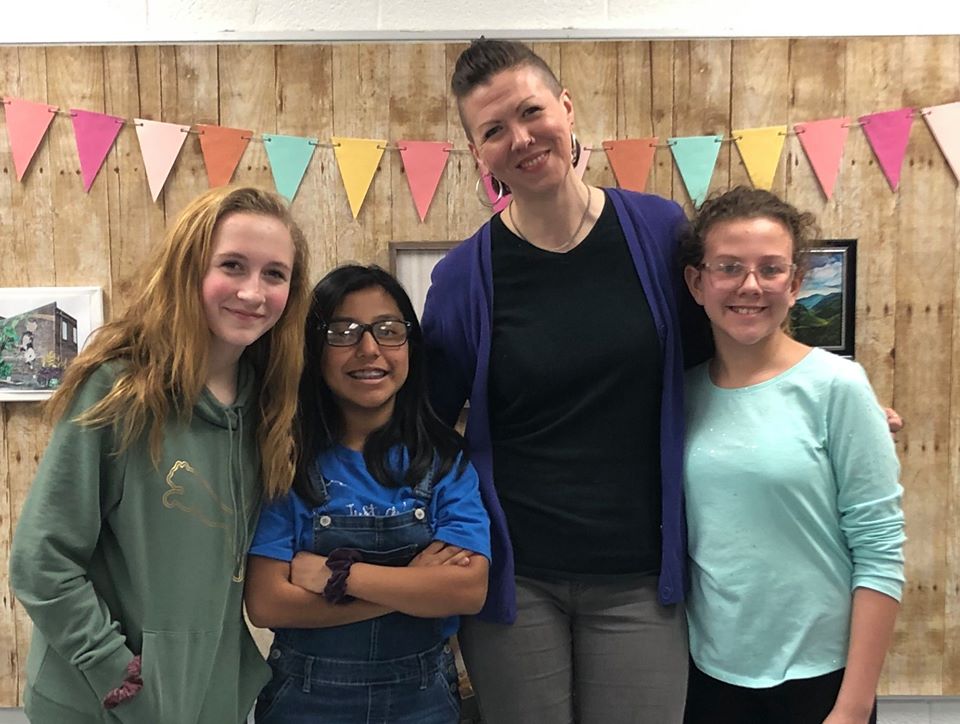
508, 186, 594, 253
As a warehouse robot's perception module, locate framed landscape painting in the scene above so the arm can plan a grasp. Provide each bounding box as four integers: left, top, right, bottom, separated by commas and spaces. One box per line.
790, 240, 856, 358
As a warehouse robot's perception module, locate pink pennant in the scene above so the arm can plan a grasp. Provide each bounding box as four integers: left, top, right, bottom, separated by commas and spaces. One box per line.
923, 102, 960, 183
859, 108, 915, 191
135, 118, 190, 201
70, 108, 125, 192
794, 118, 850, 200
2, 97, 57, 181
574, 146, 591, 179
483, 173, 511, 214
398, 140, 452, 222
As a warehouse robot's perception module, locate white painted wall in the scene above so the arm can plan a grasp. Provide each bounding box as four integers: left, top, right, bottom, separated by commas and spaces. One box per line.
2, 0, 959, 44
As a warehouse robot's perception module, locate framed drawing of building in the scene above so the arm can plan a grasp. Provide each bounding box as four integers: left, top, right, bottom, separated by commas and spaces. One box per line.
0, 286, 104, 401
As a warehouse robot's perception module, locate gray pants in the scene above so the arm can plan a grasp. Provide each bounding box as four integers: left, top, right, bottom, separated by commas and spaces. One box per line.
457, 575, 688, 724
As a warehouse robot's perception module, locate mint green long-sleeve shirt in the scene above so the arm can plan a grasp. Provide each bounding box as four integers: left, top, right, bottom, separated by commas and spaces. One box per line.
684, 348, 905, 688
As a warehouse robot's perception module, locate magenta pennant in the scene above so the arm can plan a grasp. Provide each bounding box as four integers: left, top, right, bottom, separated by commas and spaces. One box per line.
71, 108, 125, 192
2, 97, 57, 181
859, 108, 914, 191
398, 140, 452, 222
794, 118, 850, 200
482, 173, 511, 214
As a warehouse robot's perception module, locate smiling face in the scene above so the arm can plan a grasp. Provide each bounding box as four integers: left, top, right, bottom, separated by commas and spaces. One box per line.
460, 65, 575, 198
320, 285, 410, 434
201, 211, 295, 364
685, 216, 802, 349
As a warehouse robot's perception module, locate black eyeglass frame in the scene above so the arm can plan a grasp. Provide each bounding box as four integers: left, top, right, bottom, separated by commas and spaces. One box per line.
320, 319, 413, 347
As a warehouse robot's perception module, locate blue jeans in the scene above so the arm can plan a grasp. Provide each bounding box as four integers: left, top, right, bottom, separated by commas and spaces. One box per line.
255, 638, 460, 724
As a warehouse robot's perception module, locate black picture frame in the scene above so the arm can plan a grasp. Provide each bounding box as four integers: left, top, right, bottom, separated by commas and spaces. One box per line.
790, 239, 857, 358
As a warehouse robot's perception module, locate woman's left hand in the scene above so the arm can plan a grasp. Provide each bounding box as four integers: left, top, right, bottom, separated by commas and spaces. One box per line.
290, 551, 331, 593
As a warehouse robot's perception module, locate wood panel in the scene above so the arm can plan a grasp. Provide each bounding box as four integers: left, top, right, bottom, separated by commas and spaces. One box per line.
730, 39, 790, 194
0, 38, 958, 704
672, 40, 732, 213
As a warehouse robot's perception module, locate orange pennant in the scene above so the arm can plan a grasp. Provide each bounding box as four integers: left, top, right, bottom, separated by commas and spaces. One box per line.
794, 118, 850, 200
197, 124, 252, 188
2, 97, 57, 181
603, 138, 657, 193
398, 140, 452, 222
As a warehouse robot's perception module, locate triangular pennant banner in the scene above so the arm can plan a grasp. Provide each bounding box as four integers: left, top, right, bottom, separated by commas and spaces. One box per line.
398, 140, 452, 222
262, 134, 317, 202
70, 108, 124, 192
134, 119, 190, 202
197, 124, 251, 187
481, 172, 511, 214
2, 97, 57, 181
860, 108, 914, 191
332, 137, 386, 219
794, 117, 850, 200
669, 135, 723, 207
733, 126, 787, 190
573, 146, 591, 180
604, 138, 657, 192
922, 102, 960, 184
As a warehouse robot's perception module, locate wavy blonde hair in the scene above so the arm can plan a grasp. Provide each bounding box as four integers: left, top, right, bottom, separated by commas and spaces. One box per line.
48, 186, 311, 499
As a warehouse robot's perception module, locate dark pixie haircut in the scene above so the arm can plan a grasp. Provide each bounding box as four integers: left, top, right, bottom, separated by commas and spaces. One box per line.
451, 38, 562, 136
678, 186, 819, 273
293, 264, 466, 504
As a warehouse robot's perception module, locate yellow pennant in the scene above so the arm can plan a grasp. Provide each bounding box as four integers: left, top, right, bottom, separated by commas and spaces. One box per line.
733, 126, 787, 190
332, 137, 387, 219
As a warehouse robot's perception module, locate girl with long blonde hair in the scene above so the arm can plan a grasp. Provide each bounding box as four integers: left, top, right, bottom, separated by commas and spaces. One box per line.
11, 185, 310, 724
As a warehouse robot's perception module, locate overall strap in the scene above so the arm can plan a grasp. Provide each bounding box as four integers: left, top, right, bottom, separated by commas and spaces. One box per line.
306, 457, 331, 506
410, 455, 439, 502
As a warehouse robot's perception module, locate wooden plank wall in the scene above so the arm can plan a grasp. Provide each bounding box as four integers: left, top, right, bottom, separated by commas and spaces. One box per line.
0, 38, 957, 704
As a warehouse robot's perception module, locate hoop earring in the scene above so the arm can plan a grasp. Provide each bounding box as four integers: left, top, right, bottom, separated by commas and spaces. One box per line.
571, 132, 582, 168
475, 174, 504, 209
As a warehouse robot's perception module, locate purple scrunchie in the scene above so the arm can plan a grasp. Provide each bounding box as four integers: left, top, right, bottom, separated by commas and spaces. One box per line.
103, 655, 143, 709
322, 548, 363, 604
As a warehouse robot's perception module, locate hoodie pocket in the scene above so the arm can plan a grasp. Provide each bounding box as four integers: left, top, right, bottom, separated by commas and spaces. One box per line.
107, 629, 224, 724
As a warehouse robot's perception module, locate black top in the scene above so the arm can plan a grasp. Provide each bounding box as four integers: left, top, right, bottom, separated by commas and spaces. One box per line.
488, 191, 664, 580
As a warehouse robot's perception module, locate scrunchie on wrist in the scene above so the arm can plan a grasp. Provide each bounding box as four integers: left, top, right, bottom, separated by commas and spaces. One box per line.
323, 548, 363, 605
103, 655, 143, 709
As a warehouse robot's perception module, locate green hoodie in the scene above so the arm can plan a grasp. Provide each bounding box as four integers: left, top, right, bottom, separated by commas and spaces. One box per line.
10, 361, 270, 723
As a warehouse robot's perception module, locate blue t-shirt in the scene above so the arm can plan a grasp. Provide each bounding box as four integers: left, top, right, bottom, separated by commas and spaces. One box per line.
250, 445, 491, 638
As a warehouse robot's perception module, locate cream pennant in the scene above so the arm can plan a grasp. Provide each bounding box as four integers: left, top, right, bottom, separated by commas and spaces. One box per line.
922, 102, 960, 184
332, 137, 386, 219
733, 126, 787, 190
134, 119, 190, 201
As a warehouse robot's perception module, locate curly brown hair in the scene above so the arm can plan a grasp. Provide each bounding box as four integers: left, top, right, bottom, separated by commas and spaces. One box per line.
678, 186, 820, 274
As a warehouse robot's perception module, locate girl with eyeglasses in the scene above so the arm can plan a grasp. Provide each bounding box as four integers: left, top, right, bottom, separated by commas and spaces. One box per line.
679, 187, 905, 724
243, 264, 490, 724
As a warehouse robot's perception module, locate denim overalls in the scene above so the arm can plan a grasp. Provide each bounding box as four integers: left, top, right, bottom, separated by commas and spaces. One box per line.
255, 461, 460, 724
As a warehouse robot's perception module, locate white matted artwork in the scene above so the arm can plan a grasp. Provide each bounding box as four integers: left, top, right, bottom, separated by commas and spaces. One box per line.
0, 286, 104, 401
389, 241, 459, 320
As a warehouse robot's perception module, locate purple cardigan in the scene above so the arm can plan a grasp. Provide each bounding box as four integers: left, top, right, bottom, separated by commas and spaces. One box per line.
421, 189, 695, 624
